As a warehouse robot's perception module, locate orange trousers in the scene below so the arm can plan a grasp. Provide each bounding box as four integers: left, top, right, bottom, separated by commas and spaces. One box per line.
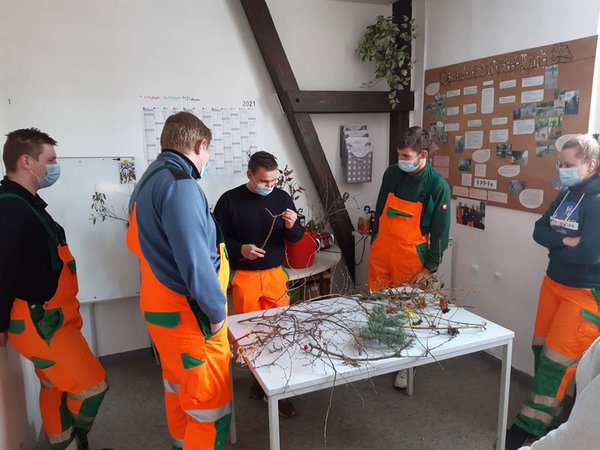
128, 203, 232, 450
515, 276, 600, 436
8, 245, 107, 450
230, 266, 289, 314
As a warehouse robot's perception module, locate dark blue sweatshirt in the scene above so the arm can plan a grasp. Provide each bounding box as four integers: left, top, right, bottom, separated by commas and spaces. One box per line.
129, 150, 226, 323
533, 174, 600, 288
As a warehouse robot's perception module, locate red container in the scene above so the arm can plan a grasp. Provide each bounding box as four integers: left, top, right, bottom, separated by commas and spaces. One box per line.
284, 231, 317, 269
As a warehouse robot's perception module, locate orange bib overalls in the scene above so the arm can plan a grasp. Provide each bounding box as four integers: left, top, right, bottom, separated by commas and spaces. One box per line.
126, 166, 231, 450
2, 193, 108, 450
368, 193, 429, 291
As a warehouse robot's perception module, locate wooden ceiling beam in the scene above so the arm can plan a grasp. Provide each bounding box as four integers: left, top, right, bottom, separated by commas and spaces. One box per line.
285, 90, 414, 114
240, 0, 357, 279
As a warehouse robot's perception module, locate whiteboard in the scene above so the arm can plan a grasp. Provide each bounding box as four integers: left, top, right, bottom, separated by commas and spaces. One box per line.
42, 157, 140, 303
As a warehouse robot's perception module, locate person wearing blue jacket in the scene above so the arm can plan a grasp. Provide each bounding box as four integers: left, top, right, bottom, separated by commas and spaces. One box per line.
507, 134, 600, 449
126, 112, 231, 450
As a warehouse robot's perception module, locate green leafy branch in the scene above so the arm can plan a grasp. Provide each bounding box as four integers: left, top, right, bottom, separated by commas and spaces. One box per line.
356, 15, 417, 108
90, 191, 128, 225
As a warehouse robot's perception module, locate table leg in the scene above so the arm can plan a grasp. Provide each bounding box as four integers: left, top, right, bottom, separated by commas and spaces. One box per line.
496, 341, 512, 450
407, 367, 414, 396
229, 363, 237, 444
268, 395, 280, 450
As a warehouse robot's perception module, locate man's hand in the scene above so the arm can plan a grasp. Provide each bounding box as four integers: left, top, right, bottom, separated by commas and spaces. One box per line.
282, 209, 297, 229
241, 244, 266, 260
411, 268, 433, 287
563, 236, 581, 248
0, 332, 7, 347
210, 320, 225, 334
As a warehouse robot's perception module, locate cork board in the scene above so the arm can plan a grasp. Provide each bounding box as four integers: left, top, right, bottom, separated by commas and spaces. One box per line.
422, 35, 597, 213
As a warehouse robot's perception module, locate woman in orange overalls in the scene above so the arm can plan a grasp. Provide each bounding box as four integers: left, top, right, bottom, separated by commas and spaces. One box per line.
506, 135, 600, 449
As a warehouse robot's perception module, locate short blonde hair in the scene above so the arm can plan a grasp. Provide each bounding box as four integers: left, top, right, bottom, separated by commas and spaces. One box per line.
160, 112, 211, 154
562, 134, 600, 173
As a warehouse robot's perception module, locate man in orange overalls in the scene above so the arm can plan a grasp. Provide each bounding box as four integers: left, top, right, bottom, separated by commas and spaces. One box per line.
368, 126, 451, 389
127, 112, 231, 450
0, 128, 108, 450
213, 151, 303, 418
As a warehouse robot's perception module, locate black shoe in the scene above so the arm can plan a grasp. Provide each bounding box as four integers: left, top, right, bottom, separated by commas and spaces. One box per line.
250, 379, 265, 400
78, 434, 89, 450
505, 424, 536, 450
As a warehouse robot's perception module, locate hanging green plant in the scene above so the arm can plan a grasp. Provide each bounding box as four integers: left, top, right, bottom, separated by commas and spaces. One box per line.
356, 15, 417, 108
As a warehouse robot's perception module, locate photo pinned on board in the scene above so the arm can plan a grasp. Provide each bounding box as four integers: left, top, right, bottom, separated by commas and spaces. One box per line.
513, 103, 536, 120
456, 197, 485, 230
426, 94, 447, 122
535, 116, 562, 142
509, 179, 526, 195
511, 150, 528, 166
496, 144, 513, 158
458, 159, 472, 172
454, 135, 465, 154
545, 64, 558, 89
554, 89, 579, 115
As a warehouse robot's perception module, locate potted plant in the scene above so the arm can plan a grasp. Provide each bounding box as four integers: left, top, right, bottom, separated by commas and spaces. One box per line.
356, 15, 417, 108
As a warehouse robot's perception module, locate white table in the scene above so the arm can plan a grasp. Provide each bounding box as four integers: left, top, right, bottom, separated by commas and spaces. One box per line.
228, 297, 514, 450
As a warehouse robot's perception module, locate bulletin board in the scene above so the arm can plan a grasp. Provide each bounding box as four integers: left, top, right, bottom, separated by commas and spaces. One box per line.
42, 157, 140, 303
422, 35, 597, 214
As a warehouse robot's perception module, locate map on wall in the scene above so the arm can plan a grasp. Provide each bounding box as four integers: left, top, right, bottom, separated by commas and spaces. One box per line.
422, 35, 597, 214
140, 95, 258, 175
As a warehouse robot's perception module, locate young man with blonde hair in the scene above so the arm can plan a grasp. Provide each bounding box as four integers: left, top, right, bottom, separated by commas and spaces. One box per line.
127, 112, 231, 449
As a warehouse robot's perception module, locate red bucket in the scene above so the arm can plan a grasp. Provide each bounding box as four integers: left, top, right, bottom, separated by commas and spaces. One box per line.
284, 232, 317, 269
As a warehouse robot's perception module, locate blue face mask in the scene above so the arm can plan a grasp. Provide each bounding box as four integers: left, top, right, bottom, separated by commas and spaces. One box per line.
255, 184, 273, 196
397, 157, 420, 173
558, 167, 583, 187
200, 162, 208, 179
31, 160, 61, 188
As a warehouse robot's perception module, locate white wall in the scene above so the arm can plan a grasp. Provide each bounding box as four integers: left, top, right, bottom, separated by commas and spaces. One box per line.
0, 0, 396, 361
424, 0, 600, 374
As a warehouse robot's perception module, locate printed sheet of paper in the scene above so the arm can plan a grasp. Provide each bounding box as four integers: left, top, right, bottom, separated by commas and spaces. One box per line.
492, 117, 508, 126
463, 86, 478, 95
461, 173, 472, 186
445, 123, 460, 132
452, 186, 469, 197
488, 191, 508, 204
463, 103, 478, 114
446, 106, 460, 116
465, 131, 484, 149
499, 80, 516, 89
522, 76, 544, 88
472, 149, 491, 163
519, 189, 544, 209
499, 95, 516, 104
521, 89, 545, 103
468, 119, 482, 127
474, 163, 487, 177
513, 119, 535, 135
481, 87, 494, 114
469, 189, 488, 200
490, 129, 509, 143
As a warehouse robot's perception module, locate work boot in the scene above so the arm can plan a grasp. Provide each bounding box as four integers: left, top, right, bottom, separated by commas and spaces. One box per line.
393, 369, 409, 390
505, 424, 536, 450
